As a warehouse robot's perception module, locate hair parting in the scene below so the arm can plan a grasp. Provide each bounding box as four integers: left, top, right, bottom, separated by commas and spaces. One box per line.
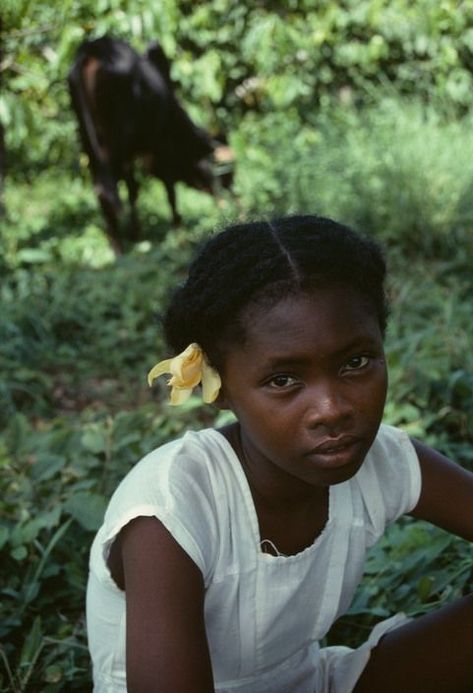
162, 214, 388, 371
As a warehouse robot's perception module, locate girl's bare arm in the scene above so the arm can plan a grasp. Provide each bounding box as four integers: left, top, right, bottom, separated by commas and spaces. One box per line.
409, 439, 473, 541
120, 516, 215, 693
355, 439, 473, 692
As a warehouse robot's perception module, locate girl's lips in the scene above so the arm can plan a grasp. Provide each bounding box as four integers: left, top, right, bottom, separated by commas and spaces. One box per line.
305, 437, 363, 469
310, 436, 361, 454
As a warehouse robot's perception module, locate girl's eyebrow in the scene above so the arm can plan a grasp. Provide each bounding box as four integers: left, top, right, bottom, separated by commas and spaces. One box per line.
261, 335, 382, 369
331, 334, 383, 356
262, 356, 307, 370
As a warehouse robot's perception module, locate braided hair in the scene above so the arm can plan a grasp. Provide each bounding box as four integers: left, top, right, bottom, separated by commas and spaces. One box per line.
163, 215, 388, 370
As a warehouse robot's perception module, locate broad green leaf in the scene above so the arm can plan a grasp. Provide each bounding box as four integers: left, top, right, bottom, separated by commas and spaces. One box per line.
64, 492, 107, 531
0, 526, 9, 550
81, 428, 108, 454
10, 545, 28, 561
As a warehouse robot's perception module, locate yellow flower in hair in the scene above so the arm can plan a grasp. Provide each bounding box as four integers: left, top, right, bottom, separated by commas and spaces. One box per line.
147, 343, 221, 406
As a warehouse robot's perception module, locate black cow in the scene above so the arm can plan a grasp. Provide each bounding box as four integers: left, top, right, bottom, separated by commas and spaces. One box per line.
68, 36, 232, 252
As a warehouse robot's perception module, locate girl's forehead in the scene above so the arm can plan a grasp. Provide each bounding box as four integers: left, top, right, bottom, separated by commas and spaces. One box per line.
238, 287, 382, 353
243, 286, 375, 327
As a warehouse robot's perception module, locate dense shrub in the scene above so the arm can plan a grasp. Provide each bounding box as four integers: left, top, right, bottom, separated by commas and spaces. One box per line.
233, 98, 473, 257
3, 1, 473, 174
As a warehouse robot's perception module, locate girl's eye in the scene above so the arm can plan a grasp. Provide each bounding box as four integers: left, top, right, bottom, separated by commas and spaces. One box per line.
341, 356, 370, 373
267, 374, 298, 389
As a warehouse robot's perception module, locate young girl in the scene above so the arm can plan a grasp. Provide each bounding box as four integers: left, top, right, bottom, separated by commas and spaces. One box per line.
86, 215, 473, 693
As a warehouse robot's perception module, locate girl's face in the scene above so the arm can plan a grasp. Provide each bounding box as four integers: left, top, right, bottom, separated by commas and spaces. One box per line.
219, 286, 388, 494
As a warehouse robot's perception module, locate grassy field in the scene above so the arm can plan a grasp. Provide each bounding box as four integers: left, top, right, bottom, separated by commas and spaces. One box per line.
1, 98, 472, 690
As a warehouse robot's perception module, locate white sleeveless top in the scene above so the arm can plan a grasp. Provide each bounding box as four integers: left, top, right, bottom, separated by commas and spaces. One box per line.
86, 423, 421, 692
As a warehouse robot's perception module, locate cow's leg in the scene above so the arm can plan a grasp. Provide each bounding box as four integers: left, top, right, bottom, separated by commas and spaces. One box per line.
94, 174, 123, 254
163, 180, 182, 227
124, 167, 140, 241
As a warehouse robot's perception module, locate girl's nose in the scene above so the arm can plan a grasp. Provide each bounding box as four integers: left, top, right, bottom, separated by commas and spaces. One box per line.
303, 382, 353, 429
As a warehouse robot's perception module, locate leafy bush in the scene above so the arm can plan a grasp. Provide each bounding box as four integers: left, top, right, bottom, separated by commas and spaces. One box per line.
233, 98, 473, 257
327, 517, 472, 647
0, 171, 230, 428
3, 1, 473, 175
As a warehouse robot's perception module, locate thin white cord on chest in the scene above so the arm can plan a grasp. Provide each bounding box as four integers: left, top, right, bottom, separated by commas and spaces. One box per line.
259, 538, 288, 557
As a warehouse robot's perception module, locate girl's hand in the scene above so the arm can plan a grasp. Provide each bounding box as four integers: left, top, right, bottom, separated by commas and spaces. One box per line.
119, 516, 215, 693
409, 440, 473, 541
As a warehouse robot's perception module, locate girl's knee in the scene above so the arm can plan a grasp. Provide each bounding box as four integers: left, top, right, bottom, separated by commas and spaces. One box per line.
354, 597, 473, 693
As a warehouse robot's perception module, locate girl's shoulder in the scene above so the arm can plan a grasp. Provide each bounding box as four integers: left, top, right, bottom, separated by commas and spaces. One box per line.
108, 427, 236, 506
93, 428, 238, 585
352, 423, 422, 535
368, 423, 419, 467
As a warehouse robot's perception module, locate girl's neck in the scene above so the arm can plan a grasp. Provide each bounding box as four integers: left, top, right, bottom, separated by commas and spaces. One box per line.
220, 422, 328, 510
219, 423, 330, 555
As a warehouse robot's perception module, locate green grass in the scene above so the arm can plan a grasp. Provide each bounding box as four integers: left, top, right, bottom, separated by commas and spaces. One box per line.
1, 96, 472, 690
233, 97, 473, 257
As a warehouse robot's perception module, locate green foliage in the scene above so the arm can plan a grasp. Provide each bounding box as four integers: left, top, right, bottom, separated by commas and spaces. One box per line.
2, 162, 472, 689
233, 98, 473, 257
1, 3, 472, 689
385, 256, 473, 466
3, 1, 473, 174
327, 518, 472, 647
0, 404, 217, 690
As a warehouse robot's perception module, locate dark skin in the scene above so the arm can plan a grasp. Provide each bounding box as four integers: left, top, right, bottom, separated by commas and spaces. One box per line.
109, 287, 473, 692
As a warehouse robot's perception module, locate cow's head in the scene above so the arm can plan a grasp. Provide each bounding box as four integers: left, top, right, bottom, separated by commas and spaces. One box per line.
181, 158, 214, 194
212, 144, 234, 191
181, 144, 234, 196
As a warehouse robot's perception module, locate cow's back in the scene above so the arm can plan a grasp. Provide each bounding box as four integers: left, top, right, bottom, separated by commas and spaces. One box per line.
70, 37, 171, 160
